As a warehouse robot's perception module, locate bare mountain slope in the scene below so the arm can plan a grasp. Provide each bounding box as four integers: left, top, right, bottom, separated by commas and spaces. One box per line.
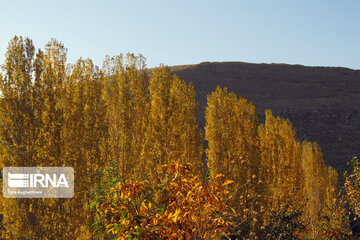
169, 62, 360, 179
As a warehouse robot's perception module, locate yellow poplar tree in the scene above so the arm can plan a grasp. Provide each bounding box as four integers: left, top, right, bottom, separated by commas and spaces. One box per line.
142, 65, 203, 185
300, 141, 338, 236
29, 39, 70, 239
205, 86, 259, 210
258, 110, 303, 210
301, 141, 326, 233
60, 58, 108, 237
168, 75, 203, 176
102, 54, 149, 180
0, 36, 37, 238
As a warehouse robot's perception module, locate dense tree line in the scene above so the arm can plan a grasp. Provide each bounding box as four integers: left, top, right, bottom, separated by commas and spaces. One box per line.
0, 36, 356, 239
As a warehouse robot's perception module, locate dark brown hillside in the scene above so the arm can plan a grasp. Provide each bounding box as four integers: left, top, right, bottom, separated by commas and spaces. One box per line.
169, 62, 360, 180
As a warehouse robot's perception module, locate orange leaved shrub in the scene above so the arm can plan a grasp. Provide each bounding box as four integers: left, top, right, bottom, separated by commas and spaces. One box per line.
91, 162, 236, 239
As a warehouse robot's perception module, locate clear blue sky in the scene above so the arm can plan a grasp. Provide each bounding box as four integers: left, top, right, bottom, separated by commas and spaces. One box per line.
1, 0, 359, 69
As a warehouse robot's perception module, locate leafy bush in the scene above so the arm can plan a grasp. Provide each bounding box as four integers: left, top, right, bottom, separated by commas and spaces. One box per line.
91, 162, 237, 239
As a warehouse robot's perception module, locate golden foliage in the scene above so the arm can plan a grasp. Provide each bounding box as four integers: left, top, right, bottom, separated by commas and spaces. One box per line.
142, 66, 203, 185
345, 157, 360, 218
0, 37, 107, 238
92, 162, 233, 239
205, 86, 260, 210
0, 36, 350, 238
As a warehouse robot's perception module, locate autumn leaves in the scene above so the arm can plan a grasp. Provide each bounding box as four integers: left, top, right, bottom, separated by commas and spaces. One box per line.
0, 36, 340, 238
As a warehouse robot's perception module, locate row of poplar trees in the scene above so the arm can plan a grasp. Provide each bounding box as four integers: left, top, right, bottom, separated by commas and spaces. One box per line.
0, 37, 337, 238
